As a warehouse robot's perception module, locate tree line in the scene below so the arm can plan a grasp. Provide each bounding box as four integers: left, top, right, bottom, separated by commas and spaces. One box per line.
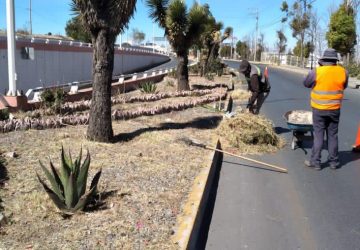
231, 0, 358, 66
60, 0, 359, 142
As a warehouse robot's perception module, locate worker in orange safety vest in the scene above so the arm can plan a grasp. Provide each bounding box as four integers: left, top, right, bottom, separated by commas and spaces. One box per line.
303, 48, 348, 170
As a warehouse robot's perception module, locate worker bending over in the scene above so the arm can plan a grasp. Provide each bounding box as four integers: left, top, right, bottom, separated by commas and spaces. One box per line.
239, 60, 270, 114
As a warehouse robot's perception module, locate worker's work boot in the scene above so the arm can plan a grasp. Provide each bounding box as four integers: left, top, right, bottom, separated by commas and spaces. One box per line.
304, 160, 321, 171
329, 161, 340, 170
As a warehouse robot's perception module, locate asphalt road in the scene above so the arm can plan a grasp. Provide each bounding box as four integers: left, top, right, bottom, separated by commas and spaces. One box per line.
205, 61, 360, 250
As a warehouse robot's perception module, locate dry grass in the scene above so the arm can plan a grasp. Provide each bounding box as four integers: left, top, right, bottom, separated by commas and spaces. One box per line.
0, 72, 284, 249
0, 108, 222, 249
0, 75, 227, 249
230, 89, 251, 101
217, 112, 284, 155
189, 75, 232, 86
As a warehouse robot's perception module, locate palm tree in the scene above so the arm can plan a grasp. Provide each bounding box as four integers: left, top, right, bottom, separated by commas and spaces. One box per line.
147, 0, 208, 91
72, 0, 137, 142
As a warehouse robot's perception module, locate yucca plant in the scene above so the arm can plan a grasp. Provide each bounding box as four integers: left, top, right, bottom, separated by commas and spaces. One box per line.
147, 0, 208, 91
140, 82, 158, 93
37, 147, 101, 214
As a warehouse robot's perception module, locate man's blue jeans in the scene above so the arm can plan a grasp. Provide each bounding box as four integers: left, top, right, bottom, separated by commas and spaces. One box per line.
310, 108, 341, 167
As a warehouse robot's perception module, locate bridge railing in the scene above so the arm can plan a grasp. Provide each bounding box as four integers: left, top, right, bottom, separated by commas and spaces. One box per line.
26, 61, 197, 101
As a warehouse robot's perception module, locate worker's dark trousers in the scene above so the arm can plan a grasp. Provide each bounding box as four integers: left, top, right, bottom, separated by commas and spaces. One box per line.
311, 108, 341, 167
249, 91, 269, 114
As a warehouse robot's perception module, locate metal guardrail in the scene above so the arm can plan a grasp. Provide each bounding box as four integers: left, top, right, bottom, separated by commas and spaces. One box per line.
0, 35, 170, 56
26, 61, 198, 101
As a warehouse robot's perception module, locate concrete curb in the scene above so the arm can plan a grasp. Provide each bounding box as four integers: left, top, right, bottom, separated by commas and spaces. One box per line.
172, 139, 223, 249
173, 89, 233, 249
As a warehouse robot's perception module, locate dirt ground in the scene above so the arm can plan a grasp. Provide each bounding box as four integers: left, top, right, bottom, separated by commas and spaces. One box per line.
0, 74, 234, 249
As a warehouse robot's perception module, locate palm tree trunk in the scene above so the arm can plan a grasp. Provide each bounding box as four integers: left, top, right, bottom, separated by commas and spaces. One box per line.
177, 51, 190, 91
87, 29, 115, 142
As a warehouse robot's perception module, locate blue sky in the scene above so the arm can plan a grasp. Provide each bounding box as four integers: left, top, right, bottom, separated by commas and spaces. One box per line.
0, 0, 344, 50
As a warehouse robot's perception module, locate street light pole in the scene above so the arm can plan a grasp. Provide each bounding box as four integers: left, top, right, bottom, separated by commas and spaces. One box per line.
152, 23, 155, 53
6, 0, 17, 96
249, 8, 259, 61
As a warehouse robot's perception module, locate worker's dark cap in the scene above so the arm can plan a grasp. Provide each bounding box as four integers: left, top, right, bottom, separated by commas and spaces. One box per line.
239, 60, 251, 73
320, 48, 339, 61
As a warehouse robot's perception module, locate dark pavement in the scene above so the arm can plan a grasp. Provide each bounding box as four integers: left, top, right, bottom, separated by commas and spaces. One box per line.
205, 61, 360, 250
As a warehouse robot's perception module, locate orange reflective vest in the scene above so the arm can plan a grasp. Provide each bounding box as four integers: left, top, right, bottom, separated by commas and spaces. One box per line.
311, 65, 346, 110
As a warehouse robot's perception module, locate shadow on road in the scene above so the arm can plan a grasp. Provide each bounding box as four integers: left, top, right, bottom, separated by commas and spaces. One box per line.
113, 116, 222, 142
274, 126, 291, 134
265, 98, 308, 104
338, 151, 360, 169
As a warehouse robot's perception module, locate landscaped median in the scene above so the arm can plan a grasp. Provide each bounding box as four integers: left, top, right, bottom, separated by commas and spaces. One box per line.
0, 65, 285, 248
0, 70, 244, 249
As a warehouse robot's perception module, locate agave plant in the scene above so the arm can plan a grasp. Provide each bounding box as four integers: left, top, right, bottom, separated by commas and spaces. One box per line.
140, 82, 158, 93
37, 147, 101, 213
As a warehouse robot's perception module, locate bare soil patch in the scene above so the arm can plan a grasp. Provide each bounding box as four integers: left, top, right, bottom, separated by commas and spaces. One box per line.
0, 75, 234, 249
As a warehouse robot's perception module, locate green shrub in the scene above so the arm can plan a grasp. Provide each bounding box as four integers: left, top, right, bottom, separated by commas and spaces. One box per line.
167, 69, 177, 79
40, 88, 67, 113
205, 73, 215, 81
40, 89, 56, 108
207, 59, 226, 76
0, 109, 9, 121
140, 82, 157, 93
53, 88, 66, 112
189, 64, 201, 74
37, 147, 102, 214
346, 63, 360, 78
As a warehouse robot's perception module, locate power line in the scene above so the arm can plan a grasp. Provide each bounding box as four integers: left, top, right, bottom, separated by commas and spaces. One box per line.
259, 15, 283, 28
260, 19, 282, 29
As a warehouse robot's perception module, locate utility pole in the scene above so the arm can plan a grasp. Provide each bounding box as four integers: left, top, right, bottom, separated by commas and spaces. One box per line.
6, 0, 17, 96
249, 8, 259, 61
230, 35, 233, 59
152, 24, 155, 53
29, 0, 32, 35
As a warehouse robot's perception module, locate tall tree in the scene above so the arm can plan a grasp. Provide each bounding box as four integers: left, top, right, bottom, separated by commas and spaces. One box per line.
276, 30, 287, 65
147, 0, 208, 90
220, 45, 232, 58
204, 25, 232, 74
131, 28, 145, 45
293, 40, 313, 58
326, 1, 357, 59
281, 0, 312, 66
256, 33, 265, 61
65, 16, 92, 43
72, 0, 137, 142
193, 5, 223, 76
236, 40, 251, 59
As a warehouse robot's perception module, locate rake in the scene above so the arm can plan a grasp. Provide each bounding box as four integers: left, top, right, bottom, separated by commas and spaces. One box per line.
180, 138, 288, 174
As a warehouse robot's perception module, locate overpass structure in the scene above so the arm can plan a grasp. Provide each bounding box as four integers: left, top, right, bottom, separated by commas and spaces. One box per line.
0, 35, 170, 94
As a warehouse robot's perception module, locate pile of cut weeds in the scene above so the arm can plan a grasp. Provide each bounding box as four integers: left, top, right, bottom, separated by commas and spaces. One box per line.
217, 112, 284, 154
